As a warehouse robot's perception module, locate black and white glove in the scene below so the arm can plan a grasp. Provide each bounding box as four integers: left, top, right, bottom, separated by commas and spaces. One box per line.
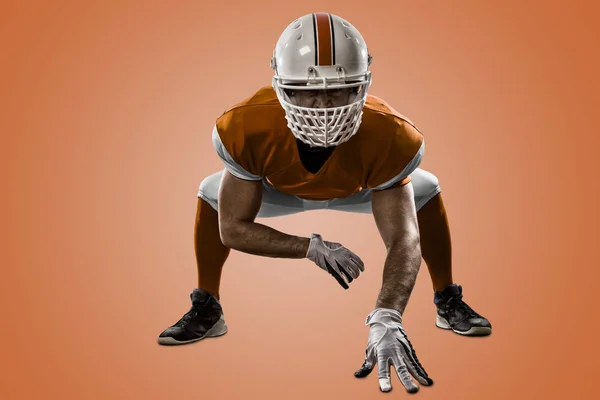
355, 308, 433, 393
305, 233, 364, 289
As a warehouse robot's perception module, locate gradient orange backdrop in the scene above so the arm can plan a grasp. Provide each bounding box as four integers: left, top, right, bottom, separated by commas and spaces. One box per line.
2, 0, 598, 399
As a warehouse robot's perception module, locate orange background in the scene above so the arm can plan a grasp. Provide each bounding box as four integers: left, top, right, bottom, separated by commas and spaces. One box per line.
1, 0, 598, 399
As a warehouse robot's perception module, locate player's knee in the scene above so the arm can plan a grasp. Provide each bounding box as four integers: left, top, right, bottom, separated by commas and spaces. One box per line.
198, 171, 223, 203
412, 169, 441, 211
416, 169, 440, 195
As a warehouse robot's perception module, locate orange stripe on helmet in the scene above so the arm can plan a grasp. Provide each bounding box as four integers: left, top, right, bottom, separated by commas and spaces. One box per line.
314, 12, 333, 66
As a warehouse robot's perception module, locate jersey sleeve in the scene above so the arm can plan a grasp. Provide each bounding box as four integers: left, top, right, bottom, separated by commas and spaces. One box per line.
372, 139, 424, 190
211, 125, 262, 181
366, 119, 425, 190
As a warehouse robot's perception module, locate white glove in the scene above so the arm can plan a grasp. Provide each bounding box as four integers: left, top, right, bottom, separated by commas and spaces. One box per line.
305, 233, 364, 289
355, 308, 433, 393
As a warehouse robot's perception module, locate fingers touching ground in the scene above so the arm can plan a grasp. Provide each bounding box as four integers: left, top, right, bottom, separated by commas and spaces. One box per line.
356, 308, 434, 393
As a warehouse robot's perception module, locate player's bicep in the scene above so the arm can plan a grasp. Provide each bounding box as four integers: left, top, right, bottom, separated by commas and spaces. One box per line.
371, 181, 419, 250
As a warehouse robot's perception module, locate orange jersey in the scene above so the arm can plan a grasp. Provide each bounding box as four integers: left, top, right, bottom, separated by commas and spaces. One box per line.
213, 86, 424, 200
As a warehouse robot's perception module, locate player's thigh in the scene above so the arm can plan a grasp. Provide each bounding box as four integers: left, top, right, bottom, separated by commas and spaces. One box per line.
197, 170, 305, 218
326, 168, 441, 214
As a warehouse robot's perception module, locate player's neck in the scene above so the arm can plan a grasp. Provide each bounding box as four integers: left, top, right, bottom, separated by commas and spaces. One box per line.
295, 139, 335, 174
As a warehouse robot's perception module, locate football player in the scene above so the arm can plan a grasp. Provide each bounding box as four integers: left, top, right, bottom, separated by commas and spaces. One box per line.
158, 12, 491, 393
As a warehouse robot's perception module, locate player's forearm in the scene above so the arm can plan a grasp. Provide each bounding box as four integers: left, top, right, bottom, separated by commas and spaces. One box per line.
220, 221, 310, 258
375, 238, 422, 314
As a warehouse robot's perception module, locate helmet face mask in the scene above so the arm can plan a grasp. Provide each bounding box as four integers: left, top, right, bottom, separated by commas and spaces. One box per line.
271, 13, 373, 148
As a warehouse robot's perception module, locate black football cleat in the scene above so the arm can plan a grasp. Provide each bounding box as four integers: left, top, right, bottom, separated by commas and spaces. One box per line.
158, 288, 227, 345
434, 284, 492, 336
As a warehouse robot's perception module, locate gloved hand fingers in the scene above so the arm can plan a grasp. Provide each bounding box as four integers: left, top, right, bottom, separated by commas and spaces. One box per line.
337, 255, 360, 279
333, 247, 364, 271
391, 353, 419, 393
354, 346, 376, 378
395, 333, 434, 386
334, 259, 355, 283
350, 253, 364, 271
349, 259, 363, 277
351, 257, 364, 272
323, 258, 349, 289
377, 355, 393, 392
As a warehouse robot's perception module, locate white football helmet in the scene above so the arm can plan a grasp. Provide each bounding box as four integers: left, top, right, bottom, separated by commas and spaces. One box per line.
271, 13, 373, 147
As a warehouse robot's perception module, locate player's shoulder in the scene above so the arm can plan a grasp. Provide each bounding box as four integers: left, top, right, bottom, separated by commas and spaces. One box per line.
218, 85, 282, 125
215, 86, 286, 139
362, 94, 420, 132
223, 85, 281, 112
354, 94, 423, 148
